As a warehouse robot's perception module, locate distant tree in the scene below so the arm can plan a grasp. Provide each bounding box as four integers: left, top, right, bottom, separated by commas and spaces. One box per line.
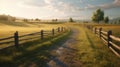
52, 19, 58, 22
92, 8, 104, 23
12, 17, 16, 22
35, 18, 40, 21
0, 15, 8, 21
23, 19, 28, 22
0, 15, 16, 22
104, 16, 109, 23
119, 20, 120, 24
69, 17, 74, 22
55, 19, 58, 22
8, 16, 16, 22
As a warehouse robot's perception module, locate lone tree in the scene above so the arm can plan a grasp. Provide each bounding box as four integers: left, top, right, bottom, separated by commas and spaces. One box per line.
69, 17, 74, 22
92, 8, 104, 23
23, 19, 28, 22
104, 16, 109, 23
35, 18, 40, 21
52, 19, 58, 22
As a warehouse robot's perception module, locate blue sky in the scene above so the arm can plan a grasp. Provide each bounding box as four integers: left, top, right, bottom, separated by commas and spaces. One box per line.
0, 0, 120, 20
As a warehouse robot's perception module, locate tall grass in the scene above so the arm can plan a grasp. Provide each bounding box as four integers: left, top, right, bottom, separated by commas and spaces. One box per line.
0, 29, 70, 67
70, 24, 120, 67
0, 21, 64, 37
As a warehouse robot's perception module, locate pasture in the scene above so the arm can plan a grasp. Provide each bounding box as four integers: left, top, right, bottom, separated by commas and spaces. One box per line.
84, 23, 120, 37
0, 21, 120, 67
93, 24, 120, 37
0, 21, 64, 37
0, 21, 69, 67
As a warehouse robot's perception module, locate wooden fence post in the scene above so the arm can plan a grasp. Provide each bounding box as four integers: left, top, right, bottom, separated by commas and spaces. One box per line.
94, 27, 97, 34
99, 28, 102, 38
58, 27, 60, 32
107, 30, 112, 47
61, 27, 63, 32
14, 31, 19, 47
41, 30, 44, 40
52, 29, 55, 36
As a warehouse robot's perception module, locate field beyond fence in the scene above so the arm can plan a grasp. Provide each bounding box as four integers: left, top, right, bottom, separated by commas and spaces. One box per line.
0, 27, 66, 50
85, 24, 120, 58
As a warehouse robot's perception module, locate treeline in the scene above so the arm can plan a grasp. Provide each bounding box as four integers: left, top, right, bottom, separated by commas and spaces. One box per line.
0, 15, 15, 22
0, 14, 42, 22
110, 20, 120, 24
91, 8, 120, 24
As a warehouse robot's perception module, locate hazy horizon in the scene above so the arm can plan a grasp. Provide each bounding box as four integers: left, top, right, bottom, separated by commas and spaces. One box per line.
0, 0, 120, 20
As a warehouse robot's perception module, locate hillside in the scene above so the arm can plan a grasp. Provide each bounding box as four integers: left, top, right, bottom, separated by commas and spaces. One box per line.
0, 21, 64, 38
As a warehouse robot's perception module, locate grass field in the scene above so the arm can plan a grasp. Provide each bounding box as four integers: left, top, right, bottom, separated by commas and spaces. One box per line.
83, 23, 120, 37
0, 21, 65, 50
93, 24, 120, 37
0, 30, 70, 67
0, 21, 70, 67
69, 24, 120, 67
0, 22, 120, 67
0, 21, 64, 38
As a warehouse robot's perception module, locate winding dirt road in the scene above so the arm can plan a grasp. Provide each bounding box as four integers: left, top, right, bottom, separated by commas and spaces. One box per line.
47, 28, 82, 67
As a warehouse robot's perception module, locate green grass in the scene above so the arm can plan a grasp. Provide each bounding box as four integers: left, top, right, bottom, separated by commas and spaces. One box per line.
0, 29, 71, 67
0, 20, 65, 37
84, 23, 120, 37
94, 25, 120, 37
69, 24, 120, 67
1, 22, 120, 67
0, 21, 66, 49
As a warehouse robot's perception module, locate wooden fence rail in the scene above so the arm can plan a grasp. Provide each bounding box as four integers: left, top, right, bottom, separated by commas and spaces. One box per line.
0, 27, 66, 50
85, 25, 120, 58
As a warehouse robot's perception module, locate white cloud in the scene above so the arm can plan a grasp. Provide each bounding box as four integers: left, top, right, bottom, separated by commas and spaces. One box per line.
44, 0, 53, 4
84, 0, 120, 10
79, 0, 83, 3
21, 0, 46, 7
114, 0, 120, 6
1, 0, 119, 19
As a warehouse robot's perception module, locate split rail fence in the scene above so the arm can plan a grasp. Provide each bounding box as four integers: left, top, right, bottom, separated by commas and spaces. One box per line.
85, 25, 120, 58
0, 27, 66, 50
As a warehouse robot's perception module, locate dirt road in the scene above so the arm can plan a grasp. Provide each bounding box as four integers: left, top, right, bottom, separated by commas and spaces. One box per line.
47, 27, 82, 67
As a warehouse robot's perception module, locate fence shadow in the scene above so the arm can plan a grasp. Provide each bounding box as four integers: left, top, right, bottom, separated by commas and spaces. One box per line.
0, 29, 70, 67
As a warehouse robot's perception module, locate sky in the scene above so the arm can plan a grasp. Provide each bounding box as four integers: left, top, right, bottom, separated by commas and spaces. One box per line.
0, 0, 120, 20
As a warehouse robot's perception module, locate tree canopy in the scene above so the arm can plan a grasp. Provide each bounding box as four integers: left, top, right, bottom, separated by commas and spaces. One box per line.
104, 16, 109, 23
69, 17, 74, 22
92, 8, 104, 23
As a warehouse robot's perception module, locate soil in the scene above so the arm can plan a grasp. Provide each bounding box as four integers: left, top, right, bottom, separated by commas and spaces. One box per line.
47, 28, 82, 67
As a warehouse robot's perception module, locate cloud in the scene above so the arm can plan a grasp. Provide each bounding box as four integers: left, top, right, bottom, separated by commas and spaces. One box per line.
114, 0, 120, 6
79, 0, 83, 3
44, 0, 54, 4
18, 0, 120, 14
85, 0, 120, 10
54, 2, 80, 12
21, 0, 79, 10
17, 0, 120, 19
18, 0, 56, 8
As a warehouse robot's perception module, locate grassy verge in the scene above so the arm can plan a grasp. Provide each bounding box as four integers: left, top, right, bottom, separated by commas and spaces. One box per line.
0, 30, 71, 67
72, 25, 120, 67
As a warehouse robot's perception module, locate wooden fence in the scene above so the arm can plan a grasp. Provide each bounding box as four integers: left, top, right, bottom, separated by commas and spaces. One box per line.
85, 25, 120, 58
0, 27, 66, 50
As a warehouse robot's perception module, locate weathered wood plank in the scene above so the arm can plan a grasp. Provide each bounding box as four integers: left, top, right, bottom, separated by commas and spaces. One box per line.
110, 41, 120, 50
109, 46, 120, 58
110, 35, 120, 42
101, 34, 107, 39
101, 31, 107, 35
0, 36, 14, 41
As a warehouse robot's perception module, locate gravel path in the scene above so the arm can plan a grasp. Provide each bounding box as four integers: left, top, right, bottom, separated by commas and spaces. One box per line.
47, 28, 82, 67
